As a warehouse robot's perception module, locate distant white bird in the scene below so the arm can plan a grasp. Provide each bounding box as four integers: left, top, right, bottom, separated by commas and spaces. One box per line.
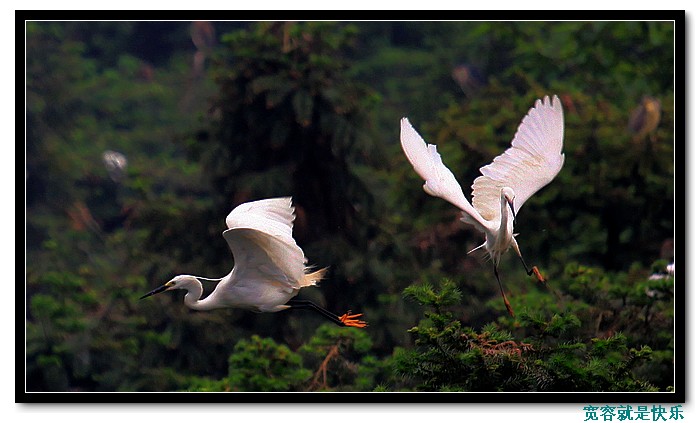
400, 95, 565, 316
141, 197, 367, 328
102, 150, 128, 182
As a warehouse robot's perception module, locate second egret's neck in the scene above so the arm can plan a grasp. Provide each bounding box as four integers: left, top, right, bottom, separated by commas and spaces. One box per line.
500, 194, 514, 237
181, 278, 218, 311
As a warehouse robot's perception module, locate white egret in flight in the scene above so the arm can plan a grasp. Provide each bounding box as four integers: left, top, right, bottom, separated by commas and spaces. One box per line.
141, 197, 367, 328
400, 95, 565, 316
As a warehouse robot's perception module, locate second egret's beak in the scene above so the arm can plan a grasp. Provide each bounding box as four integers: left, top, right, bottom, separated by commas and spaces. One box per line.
140, 284, 170, 300
507, 198, 516, 224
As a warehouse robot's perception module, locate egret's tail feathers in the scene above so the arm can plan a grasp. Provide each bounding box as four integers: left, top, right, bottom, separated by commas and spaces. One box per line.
302, 267, 328, 287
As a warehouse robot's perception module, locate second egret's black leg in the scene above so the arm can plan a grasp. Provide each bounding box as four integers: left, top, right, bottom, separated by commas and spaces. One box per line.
512, 240, 546, 283
286, 300, 367, 328
518, 254, 544, 280
512, 242, 561, 301
494, 264, 515, 317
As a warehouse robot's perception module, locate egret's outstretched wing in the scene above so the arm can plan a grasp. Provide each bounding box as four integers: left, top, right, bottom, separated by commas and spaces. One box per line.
471, 95, 565, 221
222, 197, 307, 292
400, 118, 490, 233
226, 197, 295, 237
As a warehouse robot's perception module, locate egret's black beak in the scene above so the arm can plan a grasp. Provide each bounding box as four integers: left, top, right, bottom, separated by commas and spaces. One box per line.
508, 198, 516, 224
140, 284, 169, 300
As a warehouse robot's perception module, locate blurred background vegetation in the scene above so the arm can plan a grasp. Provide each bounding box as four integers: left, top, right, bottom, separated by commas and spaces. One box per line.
25, 21, 675, 392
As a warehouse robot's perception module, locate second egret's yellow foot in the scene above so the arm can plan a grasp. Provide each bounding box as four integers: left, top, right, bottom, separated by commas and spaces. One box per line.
339, 311, 368, 328
532, 266, 546, 284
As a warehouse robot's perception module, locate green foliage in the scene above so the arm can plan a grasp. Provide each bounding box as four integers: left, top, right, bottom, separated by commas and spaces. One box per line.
394, 279, 661, 392
224, 335, 311, 391
403, 279, 461, 310
298, 324, 374, 391
184, 335, 313, 392
184, 325, 387, 392
204, 22, 380, 207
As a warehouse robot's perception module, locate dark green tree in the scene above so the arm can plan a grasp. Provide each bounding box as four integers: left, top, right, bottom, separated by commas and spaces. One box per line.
201, 22, 378, 235
186, 335, 312, 392
394, 279, 660, 392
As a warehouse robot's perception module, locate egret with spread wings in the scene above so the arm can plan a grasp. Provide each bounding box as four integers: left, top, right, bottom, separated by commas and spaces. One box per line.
140, 197, 367, 328
400, 95, 565, 316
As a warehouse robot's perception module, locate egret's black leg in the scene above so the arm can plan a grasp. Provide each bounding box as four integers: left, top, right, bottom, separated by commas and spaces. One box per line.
286, 300, 367, 328
518, 254, 530, 273
518, 254, 540, 277
287, 299, 343, 325
514, 246, 561, 300
513, 242, 546, 283
494, 264, 515, 317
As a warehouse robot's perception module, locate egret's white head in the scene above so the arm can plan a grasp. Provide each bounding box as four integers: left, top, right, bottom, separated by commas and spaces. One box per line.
501, 187, 516, 219
168, 275, 200, 288
501, 186, 515, 202
140, 275, 199, 299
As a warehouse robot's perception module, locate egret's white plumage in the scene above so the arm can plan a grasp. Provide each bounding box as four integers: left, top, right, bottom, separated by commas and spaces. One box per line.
400, 95, 565, 316
141, 197, 367, 328
223, 197, 314, 307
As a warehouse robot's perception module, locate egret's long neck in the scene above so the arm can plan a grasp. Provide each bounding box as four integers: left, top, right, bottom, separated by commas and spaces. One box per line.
182, 279, 219, 311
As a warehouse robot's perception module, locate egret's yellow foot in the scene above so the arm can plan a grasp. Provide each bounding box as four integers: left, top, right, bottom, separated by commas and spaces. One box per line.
532, 266, 546, 283
339, 311, 368, 328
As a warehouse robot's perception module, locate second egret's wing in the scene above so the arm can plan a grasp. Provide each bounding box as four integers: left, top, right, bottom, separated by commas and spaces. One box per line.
222, 197, 306, 292
471, 95, 565, 221
400, 117, 490, 233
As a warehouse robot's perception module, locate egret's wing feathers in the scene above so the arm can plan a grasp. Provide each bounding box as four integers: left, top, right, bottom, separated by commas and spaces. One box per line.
226, 197, 295, 237
222, 197, 307, 292
472, 95, 565, 221
222, 228, 305, 293
400, 117, 490, 233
